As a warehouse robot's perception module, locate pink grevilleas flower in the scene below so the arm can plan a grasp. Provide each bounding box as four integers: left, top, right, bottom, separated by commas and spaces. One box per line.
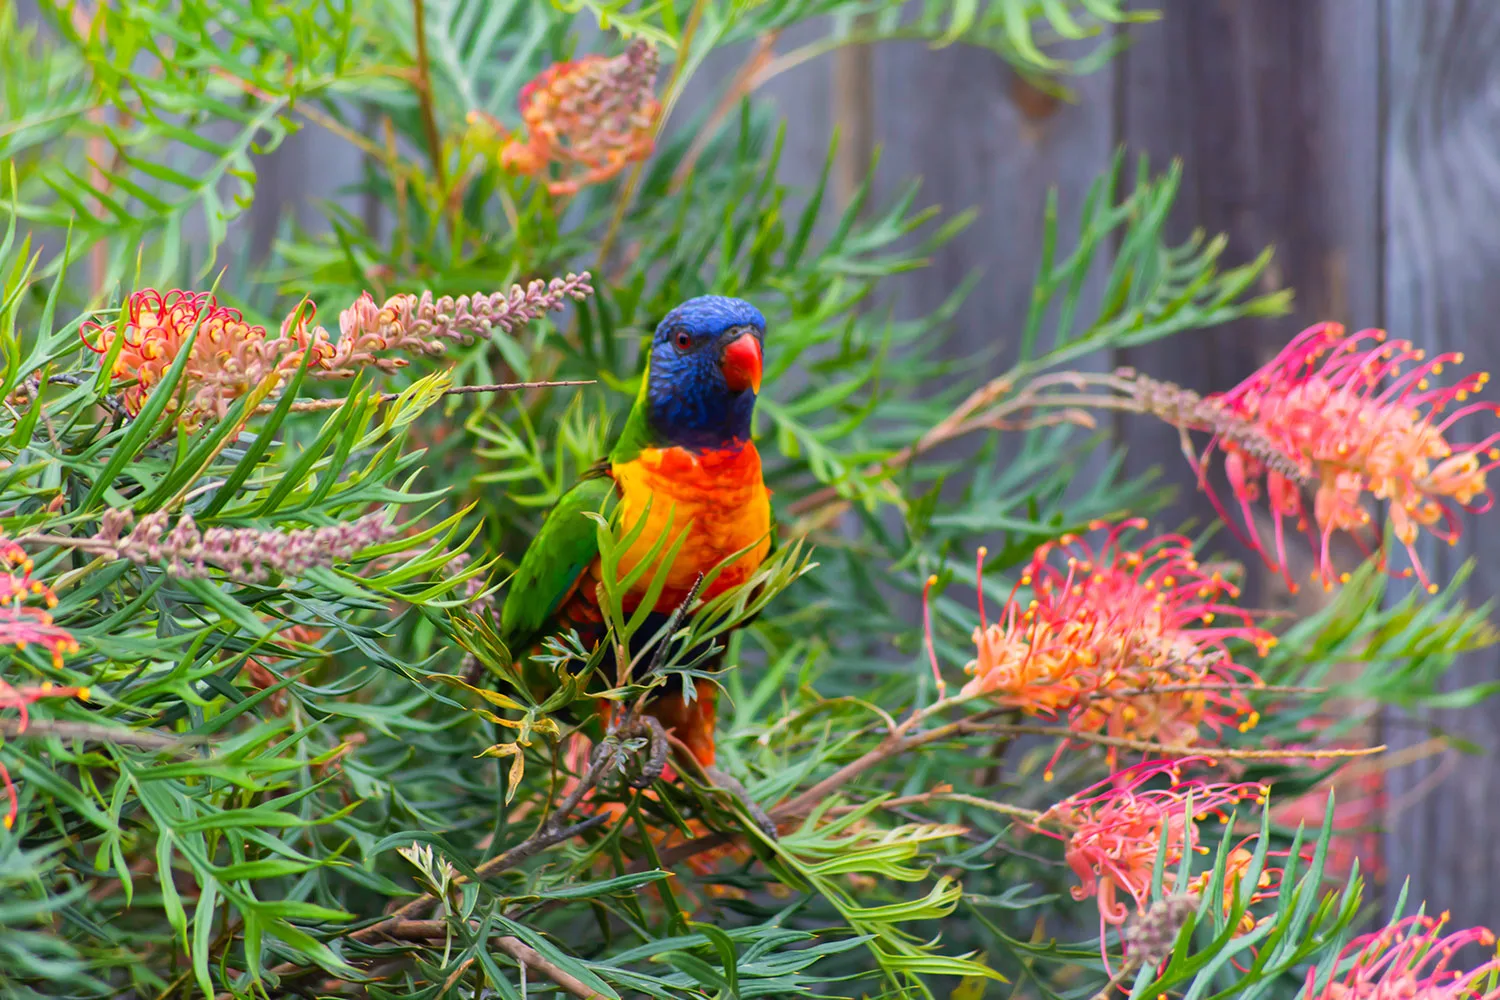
1197, 322, 1500, 594
0, 681, 91, 830
472, 40, 659, 196
1030, 760, 1272, 965
1306, 914, 1500, 1000
951, 520, 1273, 763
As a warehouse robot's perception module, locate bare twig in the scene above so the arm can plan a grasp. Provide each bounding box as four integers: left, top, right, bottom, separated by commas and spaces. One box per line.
496, 936, 602, 999
0, 718, 206, 755
373, 921, 602, 998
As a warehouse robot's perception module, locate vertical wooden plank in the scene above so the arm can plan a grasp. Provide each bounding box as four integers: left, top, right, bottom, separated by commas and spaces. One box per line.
869, 41, 1116, 366
1114, 0, 1381, 610
1382, 0, 1500, 927
243, 121, 369, 261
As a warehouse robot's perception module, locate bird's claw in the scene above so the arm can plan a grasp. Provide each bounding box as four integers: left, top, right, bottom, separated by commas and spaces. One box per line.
704, 765, 777, 841
608, 714, 669, 789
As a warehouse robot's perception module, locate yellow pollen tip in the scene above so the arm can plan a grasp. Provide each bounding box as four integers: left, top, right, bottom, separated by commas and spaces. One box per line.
1428, 583, 1439, 594
1457, 353, 1466, 364
925, 575, 938, 587
2, 816, 11, 830
1043, 770, 1054, 782
1201, 613, 1215, 624
1340, 572, 1351, 583
76, 687, 90, 701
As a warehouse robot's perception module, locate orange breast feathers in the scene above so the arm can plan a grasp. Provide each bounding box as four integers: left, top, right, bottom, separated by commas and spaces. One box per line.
608, 443, 772, 609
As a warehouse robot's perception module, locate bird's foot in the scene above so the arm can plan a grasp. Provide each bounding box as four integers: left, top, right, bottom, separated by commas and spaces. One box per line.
703, 765, 777, 841
609, 714, 669, 790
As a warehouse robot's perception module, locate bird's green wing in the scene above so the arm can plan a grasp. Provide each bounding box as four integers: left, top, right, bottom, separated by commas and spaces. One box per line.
499, 470, 616, 656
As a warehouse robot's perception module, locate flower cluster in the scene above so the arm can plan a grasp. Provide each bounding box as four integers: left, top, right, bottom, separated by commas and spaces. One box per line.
0, 681, 90, 830
0, 541, 79, 668
88, 510, 398, 583
1305, 914, 1500, 1000
1030, 760, 1271, 945
476, 39, 659, 195
956, 520, 1272, 759
83, 275, 592, 425
1196, 322, 1500, 593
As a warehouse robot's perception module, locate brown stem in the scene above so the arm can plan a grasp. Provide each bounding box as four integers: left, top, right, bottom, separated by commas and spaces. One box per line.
376, 921, 601, 998
410, 0, 447, 192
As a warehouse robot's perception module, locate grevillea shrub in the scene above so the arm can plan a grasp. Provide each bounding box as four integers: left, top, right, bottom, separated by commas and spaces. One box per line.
2, 2, 1498, 999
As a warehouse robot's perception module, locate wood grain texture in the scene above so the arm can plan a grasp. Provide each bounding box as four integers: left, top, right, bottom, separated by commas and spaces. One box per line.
871, 40, 1115, 367
1113, 0, 1381, 610
1382, 0, 1500, 928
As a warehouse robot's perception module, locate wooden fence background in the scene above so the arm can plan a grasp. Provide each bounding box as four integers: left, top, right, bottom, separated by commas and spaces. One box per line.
19, 0, 1500, 926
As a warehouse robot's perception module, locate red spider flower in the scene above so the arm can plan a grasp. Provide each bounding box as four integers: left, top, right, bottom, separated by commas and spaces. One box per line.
1305, 914, 1500, 1000
0, 680, 90, 830
954, 520, 1273, 762
478, 39, 660, 195
0, 540, 78, 668
1030, 760, 1270, 959
1197, 322, 1500, 593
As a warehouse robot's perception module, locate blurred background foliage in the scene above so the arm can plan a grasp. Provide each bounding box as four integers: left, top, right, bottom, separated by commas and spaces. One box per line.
1, 0, 1498, 998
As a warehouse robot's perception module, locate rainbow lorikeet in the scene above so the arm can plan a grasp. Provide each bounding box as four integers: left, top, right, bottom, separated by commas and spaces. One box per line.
498, 295, 773, 826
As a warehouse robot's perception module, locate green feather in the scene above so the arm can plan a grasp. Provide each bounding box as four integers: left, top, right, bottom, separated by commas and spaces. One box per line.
499, 469, 616, 656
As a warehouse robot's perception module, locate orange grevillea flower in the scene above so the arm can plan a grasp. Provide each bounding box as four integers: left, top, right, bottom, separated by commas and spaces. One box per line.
477, 40, 659, 196
951, 520, 1273, 762
82, 289, 324, 424
1305, 914, 1500, 1000
1029, 760, 1270, 958
1198, 322, 1500, 593
0, 540, 78, 668
0, 680, 90, 829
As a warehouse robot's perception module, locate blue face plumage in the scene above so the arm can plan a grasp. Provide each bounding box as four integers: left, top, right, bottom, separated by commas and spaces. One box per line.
645, 295, 766, 451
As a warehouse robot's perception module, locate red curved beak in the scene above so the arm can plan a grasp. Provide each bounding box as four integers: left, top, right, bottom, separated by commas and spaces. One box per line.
720, 331, 763, 394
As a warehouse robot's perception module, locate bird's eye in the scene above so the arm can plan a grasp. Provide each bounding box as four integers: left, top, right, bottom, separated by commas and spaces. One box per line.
673, 329, 693, 351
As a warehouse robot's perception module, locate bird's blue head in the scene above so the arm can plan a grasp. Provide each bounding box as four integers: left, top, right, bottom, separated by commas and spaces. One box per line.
644, 295, 765, 451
